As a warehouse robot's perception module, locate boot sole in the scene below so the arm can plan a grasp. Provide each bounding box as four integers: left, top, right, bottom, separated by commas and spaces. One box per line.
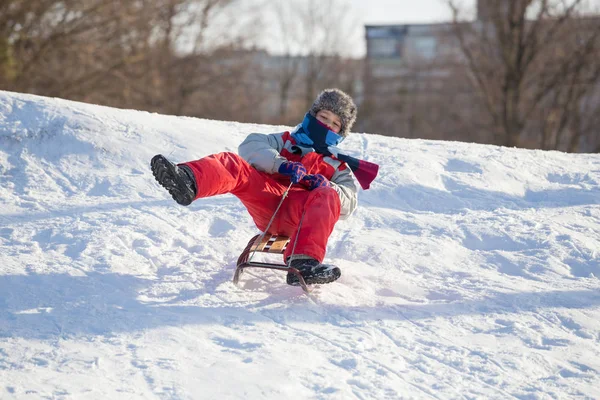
287, 266, 341, 286
150, 155, 194, 206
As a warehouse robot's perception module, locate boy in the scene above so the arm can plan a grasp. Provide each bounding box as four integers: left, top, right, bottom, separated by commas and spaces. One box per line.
151, 88, 359, 286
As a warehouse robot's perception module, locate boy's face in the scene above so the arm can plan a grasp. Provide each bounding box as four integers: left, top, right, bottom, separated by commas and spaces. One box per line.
316, 110, 342, 134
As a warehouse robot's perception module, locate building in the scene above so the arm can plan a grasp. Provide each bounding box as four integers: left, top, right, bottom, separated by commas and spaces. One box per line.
362, 21, 464, 139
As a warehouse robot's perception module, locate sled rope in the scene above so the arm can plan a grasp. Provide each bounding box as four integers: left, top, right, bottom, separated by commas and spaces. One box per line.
247, 182, 293, 265
286, 209, 306, 267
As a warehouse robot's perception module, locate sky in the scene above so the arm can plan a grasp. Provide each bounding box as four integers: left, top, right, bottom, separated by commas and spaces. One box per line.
348, 0, 462, 25
250, 0, 476, 57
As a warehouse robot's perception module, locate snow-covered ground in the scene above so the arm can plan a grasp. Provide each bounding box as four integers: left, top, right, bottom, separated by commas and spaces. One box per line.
1, 90, 599, 399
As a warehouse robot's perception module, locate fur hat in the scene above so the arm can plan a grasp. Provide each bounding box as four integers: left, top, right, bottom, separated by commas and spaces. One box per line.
309, 88, 357, 137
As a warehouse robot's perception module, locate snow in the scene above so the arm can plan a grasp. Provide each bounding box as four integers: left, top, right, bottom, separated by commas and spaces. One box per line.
1, 90, 599, 399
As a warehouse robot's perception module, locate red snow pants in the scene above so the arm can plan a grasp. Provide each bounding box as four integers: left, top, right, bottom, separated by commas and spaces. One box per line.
182, 152, 341, 262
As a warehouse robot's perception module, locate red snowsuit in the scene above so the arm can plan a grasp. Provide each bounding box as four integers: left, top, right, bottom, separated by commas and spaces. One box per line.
182, 131, 358, 262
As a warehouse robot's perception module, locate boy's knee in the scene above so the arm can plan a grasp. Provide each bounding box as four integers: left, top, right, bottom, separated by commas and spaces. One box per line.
220, 152, 243, 161
312, 186, 337, 198
212, 152, 248, 169
309, 186, 341, 210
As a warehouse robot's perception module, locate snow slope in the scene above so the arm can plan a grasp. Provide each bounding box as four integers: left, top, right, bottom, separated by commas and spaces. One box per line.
1, 90, 600, 399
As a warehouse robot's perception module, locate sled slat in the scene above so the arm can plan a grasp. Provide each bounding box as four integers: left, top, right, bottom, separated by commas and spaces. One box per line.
268, 237, 289, 253
251, 235, 271, 252
252, 234, 289, 254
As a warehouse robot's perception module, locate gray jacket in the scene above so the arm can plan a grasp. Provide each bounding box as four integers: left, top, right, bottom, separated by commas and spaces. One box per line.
238, 132, 358, 219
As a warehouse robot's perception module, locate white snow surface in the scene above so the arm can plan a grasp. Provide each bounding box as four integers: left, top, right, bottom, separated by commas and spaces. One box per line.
1, 90, 600, 399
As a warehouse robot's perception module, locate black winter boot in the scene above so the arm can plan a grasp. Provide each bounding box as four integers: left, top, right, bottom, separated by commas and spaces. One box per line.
286, 257, 341, 286
151, 154, 197, 206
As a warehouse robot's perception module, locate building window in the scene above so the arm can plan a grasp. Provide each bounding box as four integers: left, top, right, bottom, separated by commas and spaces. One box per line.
410, 37, 437, 59
369, 38, 402, 58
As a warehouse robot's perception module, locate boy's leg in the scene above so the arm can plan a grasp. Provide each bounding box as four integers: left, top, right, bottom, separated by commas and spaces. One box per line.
277, 187, 341, 263
182, 152, 287, 231
182, 152, 254, 198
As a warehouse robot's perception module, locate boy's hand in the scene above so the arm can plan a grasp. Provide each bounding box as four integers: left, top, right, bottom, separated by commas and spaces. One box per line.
278, 161, 307, 183
302, 174, 331, 190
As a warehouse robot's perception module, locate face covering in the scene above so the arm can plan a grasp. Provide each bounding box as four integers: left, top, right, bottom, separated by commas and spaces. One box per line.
292, 113, 344, 151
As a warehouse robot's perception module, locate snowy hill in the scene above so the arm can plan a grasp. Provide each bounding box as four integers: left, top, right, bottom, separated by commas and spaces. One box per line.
1, 90, 599, 399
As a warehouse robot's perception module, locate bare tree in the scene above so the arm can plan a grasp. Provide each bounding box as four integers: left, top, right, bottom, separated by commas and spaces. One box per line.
0, 1, 153, 96
448, 0, 600, 151
1, 0, 367, 128
294, 0, 360, 108
270, 0, 302, 122
264, 0, 362, 124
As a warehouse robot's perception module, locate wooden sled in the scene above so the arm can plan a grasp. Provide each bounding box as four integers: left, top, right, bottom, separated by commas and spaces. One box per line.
233, 234, 310, 293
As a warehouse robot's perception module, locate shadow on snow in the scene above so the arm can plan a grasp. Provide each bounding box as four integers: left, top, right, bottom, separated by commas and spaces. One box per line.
1, 270, 599, 340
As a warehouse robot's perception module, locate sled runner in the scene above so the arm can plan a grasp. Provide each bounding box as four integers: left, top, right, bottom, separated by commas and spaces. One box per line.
233, 234, 311, 293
